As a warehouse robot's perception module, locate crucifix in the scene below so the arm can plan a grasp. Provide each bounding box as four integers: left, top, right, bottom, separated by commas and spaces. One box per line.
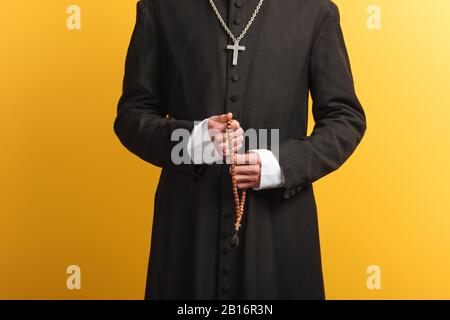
227, 40, 246, 66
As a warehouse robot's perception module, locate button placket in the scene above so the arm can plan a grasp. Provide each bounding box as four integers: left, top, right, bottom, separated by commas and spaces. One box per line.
218, 169, 234, 298
217, 0, 247, 300
227, 0, 245, 121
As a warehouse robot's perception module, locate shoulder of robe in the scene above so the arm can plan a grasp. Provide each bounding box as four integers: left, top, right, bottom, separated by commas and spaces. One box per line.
137, 0, 157, 14
136, 0, 158, 30
304, 0, 341, 40
317, 0, 340, 22
311, 0, 339, 11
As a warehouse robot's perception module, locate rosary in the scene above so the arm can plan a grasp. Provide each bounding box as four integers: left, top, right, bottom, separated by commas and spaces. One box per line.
226, 118, 246, 247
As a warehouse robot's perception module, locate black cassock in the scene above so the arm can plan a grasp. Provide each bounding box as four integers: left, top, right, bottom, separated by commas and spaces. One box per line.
114, 0, 366, 299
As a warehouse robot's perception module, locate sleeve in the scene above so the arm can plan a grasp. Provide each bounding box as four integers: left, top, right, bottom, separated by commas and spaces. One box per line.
186, 119, 208, 164
278, 1, 367, 199
113, 0, 205, 177
187, 118, 224, 165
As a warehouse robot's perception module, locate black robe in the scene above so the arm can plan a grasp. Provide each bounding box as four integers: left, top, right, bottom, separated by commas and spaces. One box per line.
114, 0, 366, 300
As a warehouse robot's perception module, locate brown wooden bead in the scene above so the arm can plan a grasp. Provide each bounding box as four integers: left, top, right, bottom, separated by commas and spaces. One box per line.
226, 115, 247, 240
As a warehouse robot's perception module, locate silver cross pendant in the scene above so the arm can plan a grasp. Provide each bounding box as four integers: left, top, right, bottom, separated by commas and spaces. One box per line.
227, 40, 246, 66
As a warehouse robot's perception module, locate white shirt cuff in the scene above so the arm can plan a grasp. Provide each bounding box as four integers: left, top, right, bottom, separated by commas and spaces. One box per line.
186, 118, 222, 164
248, 149, 285, 190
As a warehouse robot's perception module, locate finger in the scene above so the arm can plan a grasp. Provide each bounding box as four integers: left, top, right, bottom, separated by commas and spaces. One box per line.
210, 112, 233, 123
208, 122, 228, 133
221, 120, 240, 134
222, 135, 243, 151
220, 134, 242, 150
222, 141, 241, 157
225, 127, 243, 140
235, 175, 256, 183
219, 135, 244, 158
210, 122, 239, 134
232, 127, 244, 138
229, 119, 240, 130
236, 182, 256, 190
209, 114, 229, 123
234, 164, 260, 175
234, 152, 259, 165
233, 135, 244, 146
233, 153, 247, 165
210, 116, 239, 130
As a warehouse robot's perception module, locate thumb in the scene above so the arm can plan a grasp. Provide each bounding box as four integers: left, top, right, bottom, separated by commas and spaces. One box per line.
210, 112, 233, 123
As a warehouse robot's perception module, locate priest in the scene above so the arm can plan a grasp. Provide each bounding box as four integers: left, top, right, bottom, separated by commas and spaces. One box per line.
114, 0, 366, 300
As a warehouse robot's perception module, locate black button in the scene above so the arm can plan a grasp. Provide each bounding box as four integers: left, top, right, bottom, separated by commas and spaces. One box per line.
234, 17, 242, 25
222, 283, 230, 292
235, 0, 243, 8
232, 74, 239, 82
223, 245, 232, 254
222, 264, 232, 274
289, 190, 296, 197
230, 95, 238, 102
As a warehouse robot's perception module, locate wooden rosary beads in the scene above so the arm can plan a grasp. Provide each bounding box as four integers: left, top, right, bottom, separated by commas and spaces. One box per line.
226, 118, 246, 247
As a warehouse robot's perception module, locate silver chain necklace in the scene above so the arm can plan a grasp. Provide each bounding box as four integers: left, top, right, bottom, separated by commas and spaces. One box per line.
208, 0, 265, 66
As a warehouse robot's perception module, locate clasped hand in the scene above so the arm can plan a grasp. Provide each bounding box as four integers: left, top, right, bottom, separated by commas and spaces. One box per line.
208, 112, 261, 189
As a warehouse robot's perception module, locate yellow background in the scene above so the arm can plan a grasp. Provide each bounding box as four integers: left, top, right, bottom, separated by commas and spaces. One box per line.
1, 0, 449, 299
